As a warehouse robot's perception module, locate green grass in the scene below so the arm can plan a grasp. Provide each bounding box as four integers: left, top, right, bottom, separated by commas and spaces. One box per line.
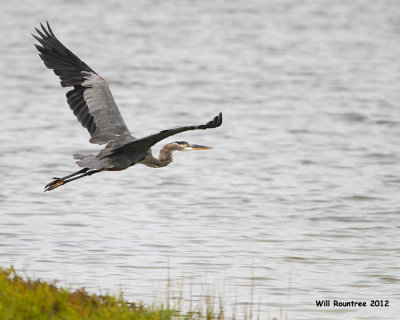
0, 266, 231, 320
0, 266, 282, 320
0, 266, 175, 320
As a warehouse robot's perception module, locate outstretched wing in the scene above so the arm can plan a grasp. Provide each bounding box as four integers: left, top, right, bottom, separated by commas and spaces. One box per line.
32, 22, 133, 145
100, 112, 222, 159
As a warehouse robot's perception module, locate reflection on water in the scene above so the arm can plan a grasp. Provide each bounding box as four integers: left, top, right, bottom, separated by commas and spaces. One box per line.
1, 0, 400, 319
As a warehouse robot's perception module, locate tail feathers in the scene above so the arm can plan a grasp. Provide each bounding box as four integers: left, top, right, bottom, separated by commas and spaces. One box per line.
73, 153, 107, 169
73, 153, 93, 160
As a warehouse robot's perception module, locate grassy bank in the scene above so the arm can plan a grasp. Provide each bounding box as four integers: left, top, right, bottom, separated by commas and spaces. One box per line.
0, 266, 177, 320
0, 266, 278, 320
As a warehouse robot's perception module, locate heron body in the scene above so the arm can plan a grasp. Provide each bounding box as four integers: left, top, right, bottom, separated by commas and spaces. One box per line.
33, 22, 222, 191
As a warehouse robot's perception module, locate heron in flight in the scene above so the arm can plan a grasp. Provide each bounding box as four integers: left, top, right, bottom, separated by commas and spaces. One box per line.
33, 22, 222, 191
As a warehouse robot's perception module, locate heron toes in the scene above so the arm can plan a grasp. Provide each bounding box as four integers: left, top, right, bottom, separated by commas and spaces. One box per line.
45, 178, 61, 188
44, 178, 65, 191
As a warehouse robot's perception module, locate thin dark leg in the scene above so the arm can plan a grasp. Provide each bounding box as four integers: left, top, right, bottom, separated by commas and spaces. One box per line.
61, 169, 102, 184
45, 168, 89, 189
56, 168, 89, 180
44, 169, 102, 192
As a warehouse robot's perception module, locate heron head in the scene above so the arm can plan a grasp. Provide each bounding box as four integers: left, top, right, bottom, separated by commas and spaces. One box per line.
174, 141, 213, 151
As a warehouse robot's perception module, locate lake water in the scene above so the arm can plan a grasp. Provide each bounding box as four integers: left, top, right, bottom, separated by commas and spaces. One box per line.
1, 0, 399, 319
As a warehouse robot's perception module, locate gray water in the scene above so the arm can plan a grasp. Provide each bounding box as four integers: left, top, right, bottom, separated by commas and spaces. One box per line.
1, 0, 399, 319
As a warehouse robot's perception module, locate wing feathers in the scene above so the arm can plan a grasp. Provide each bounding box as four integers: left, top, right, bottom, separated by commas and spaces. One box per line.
33, 22, 133, 145
33, 22, 221, 154
45, 21, 56, 37
66, 88, 84, 104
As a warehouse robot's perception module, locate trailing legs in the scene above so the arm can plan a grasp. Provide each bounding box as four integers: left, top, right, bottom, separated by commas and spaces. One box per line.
44, 168, 102, 191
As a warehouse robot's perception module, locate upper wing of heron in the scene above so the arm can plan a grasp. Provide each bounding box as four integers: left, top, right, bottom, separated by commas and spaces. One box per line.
32, 22, 134, 145
100, 112, 223, 159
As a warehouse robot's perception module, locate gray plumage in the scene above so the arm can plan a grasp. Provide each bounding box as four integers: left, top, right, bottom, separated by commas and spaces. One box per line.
33, 22, 223, 191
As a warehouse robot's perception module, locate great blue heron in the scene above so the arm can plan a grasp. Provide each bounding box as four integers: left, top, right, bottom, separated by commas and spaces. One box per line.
33, 22, 222, 191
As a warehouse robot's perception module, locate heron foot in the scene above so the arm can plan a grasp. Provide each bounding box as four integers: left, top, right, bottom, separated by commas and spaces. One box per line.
44, 178, 65, 191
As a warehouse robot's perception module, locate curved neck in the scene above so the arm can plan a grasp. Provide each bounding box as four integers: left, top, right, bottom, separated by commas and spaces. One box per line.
142, 143, 176, 168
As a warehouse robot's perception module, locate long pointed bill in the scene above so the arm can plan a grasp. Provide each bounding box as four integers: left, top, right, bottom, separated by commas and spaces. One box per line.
185, 144, 213, 151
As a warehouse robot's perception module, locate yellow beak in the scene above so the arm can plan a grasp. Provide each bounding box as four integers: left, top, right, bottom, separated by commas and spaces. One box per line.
185, 144, 213, 151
